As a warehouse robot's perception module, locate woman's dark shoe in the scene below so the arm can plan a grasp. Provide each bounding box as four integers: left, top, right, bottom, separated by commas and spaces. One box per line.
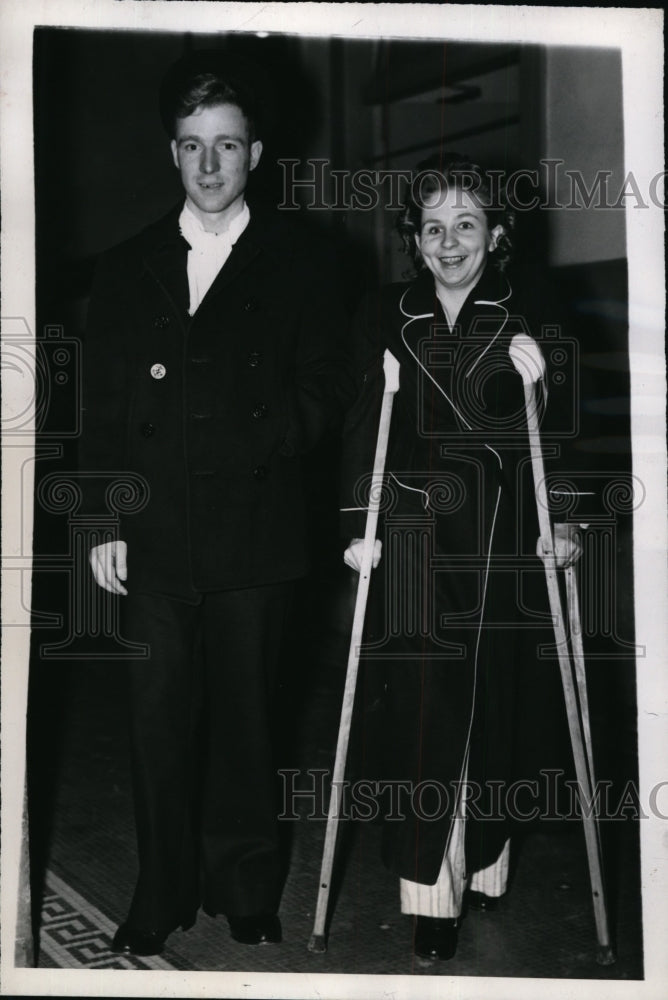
414, 916, 458, 960
466, 889, 499, 911
227, 913, 282, 945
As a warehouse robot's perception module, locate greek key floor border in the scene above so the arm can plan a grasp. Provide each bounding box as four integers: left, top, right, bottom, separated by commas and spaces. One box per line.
40, 869, 177, 971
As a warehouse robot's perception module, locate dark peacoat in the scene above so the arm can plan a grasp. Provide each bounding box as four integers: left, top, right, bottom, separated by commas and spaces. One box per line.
80, 203, 354, 599
341, 265, 551, 884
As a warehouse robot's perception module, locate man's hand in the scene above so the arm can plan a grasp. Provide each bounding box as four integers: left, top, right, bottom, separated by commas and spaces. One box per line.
536, 522, 582, 568
343, 538, 382, 573
90, 540, 128, 595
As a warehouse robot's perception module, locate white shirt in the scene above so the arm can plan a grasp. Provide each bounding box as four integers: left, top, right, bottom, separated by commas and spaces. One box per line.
178, 202, 251, 315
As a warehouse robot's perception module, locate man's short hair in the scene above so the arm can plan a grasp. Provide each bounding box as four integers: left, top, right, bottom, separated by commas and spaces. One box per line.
159, 50, 261, 142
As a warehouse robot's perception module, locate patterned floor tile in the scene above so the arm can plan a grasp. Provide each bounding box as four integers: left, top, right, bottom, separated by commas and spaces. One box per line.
39, 870, 176, 971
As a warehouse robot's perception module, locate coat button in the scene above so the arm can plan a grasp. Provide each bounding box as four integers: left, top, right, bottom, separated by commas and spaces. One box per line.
243, 299, 258, 312
248, 351, 262, 367
140, 422, 155, 437
253, 465, 268, 480
150, 363, 166, 379
153, 315, 170, 329
251, 403, 268, 419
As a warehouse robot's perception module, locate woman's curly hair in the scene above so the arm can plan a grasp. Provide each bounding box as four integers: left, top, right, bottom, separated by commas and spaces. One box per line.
397, 152, 516, 274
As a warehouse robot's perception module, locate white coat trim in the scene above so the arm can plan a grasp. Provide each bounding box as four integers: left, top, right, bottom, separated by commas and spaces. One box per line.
443, 482, 503, 858
389, 472, 430, 509
464, 287, 513, 378
399, 290, 473, 431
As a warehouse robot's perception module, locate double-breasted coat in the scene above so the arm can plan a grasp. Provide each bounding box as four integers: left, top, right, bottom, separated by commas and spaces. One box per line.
81, 203, 353, 597
341, 265, 550, 885
79, 203, 355, 928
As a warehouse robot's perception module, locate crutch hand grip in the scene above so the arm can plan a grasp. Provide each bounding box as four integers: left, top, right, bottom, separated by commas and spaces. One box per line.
383, 349, 400, 393
508, 333, 546, 385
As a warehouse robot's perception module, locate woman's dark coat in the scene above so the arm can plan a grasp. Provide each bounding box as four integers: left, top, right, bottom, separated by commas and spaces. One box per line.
341, 265, 551, 884
80, 204, 353, 599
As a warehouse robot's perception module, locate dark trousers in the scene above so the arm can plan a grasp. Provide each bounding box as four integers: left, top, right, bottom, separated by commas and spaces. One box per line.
121, 583, 293, 934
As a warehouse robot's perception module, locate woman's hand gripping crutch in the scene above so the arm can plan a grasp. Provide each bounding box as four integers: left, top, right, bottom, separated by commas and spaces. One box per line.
509, 333, 615, 965
308, 349, 400, 954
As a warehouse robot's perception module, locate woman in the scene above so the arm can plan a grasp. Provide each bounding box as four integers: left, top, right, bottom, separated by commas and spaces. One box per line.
340, 155, 579, 961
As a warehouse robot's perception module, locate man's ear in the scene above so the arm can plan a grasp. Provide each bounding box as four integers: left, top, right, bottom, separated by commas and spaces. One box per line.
170, 139, 179, 170
250, 140, 263, 172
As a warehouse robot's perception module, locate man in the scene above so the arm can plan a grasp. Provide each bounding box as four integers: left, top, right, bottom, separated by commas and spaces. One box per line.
80, 51, 352, 956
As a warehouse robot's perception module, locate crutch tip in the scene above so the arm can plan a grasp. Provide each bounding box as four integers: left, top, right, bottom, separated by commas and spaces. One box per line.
596, 945, 616, 966
308, 933, 327, 953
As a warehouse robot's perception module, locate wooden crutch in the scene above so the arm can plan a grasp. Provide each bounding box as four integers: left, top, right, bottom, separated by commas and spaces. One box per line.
509, 333, 615, 965
564, 554, 597, 789
308, 349, 400, 953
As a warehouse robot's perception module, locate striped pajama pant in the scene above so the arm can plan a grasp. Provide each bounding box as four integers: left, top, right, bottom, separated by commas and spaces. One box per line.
400, 771, 510, 918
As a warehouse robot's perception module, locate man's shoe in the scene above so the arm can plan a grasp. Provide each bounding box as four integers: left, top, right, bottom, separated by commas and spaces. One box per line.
414, 916, 458, 960
111, 914, 196, 956
111, 923, 167, 956
466, 889, 499, 911
227, 913, 282, 945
